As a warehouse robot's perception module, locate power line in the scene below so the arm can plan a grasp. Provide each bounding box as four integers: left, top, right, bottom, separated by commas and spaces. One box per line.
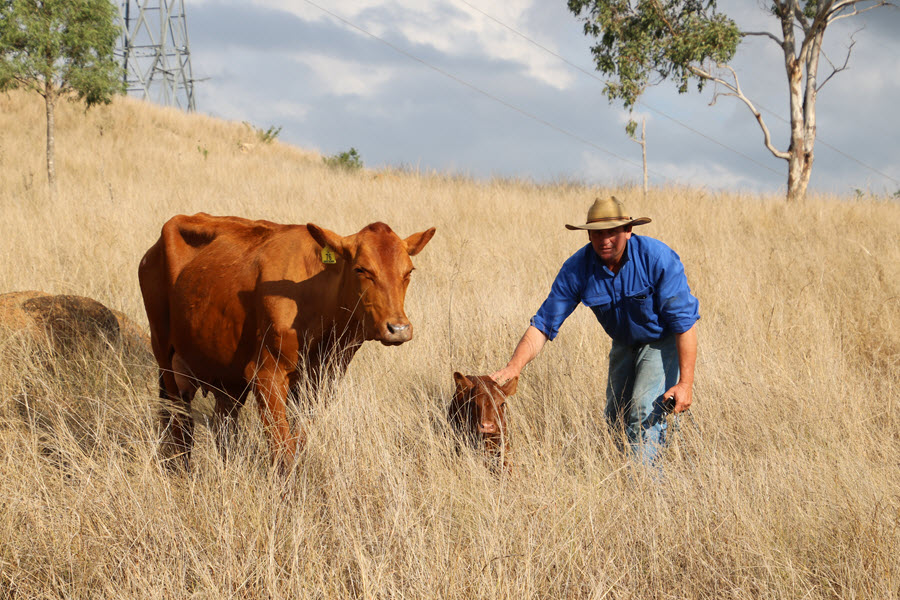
458, 0, 898, 186
298, 0, 674, 181
750, 100, 900, 186
457, 0, 779, 177
636, 101, 781, 176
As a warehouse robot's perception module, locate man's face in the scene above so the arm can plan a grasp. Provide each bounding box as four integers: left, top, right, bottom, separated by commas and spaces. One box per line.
589, 225, 632, 269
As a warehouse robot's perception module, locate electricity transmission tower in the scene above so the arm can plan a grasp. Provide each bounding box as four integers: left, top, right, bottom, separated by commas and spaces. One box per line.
114, 0, 196, 111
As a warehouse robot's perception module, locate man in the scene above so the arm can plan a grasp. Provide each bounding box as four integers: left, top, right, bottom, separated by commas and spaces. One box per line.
491, 196, 699, 464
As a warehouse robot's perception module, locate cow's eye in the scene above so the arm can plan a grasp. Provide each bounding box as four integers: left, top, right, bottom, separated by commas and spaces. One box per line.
354, 267, 375, 280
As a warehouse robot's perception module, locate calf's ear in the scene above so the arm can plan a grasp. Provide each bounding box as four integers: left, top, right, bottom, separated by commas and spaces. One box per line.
307, 223, 352, 260
453, 371, 472, 391
405, 227, 436, 256
500, 376, 518, 396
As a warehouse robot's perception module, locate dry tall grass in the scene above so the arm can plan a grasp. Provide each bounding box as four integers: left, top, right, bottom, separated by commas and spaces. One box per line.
0, 90, 898, 599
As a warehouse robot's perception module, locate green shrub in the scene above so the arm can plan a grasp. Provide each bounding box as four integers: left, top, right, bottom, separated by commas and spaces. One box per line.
257, 125, 282, 144
242, 122, 282, 144
323, 147, 363, 171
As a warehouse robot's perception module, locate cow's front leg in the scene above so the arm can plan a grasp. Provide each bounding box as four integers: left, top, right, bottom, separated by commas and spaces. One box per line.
250, 352, 303, 471
212, 387, 247, 463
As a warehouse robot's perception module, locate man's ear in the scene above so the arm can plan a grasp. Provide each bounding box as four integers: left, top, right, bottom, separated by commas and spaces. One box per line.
307, 223, 352, 260
405, 227, 436, 256
500, 376, 518, 397
453, 371, 473, 391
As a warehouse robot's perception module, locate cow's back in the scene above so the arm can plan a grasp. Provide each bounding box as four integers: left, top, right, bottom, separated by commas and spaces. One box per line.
138, 213, 291, 381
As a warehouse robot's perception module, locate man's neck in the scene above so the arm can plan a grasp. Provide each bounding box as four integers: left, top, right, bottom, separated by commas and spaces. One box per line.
606, 261, 621, 274
603, 240, 629, 274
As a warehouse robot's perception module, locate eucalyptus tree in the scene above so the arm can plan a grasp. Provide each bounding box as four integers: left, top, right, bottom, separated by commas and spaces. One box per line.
0, 0, 123, 198
566, 0, 896, 202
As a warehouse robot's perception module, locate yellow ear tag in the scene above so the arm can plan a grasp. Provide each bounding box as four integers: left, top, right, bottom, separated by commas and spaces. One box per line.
321, 246, 337, 264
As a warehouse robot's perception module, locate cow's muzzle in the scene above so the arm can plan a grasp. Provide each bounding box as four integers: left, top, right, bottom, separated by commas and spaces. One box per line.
381, 321, 412, 345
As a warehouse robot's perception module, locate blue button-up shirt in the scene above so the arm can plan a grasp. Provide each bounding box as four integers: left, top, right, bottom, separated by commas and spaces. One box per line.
530, 235, 699, 346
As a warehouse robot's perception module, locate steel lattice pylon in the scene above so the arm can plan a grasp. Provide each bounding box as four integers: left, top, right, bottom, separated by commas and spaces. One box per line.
114, 0, 196, 111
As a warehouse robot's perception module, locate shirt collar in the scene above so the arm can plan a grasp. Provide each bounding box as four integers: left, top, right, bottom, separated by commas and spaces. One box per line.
591, 236, 632, 276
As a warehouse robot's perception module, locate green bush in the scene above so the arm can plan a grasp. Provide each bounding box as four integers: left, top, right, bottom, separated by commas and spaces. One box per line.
242, 122, 282, 144
323, 147, 363, 171
257, 125, 282, 144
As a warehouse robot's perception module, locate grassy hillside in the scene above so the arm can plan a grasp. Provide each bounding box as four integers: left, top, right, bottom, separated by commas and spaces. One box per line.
0, 90, 898, 599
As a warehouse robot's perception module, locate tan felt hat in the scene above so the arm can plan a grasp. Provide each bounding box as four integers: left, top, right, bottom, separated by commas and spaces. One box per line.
565, 196, 651, 231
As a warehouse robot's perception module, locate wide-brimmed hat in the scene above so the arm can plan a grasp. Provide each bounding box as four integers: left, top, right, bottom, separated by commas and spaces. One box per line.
565, 196, 651, 231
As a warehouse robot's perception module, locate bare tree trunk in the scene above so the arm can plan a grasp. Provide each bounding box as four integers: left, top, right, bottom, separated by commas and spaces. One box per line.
640, 118, 648, 198
785, 60, 812, 203
44, 84, 57, 201
780, 3, 817, 203
786, 144, 813, 203
628, 117, 648, 200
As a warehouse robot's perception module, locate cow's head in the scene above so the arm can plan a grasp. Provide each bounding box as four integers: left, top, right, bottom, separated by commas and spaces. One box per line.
307, 222, 435, 345
450, 372, 516, 444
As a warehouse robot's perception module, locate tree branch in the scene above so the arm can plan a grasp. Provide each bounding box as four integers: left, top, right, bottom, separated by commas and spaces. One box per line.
793, 1, 810, 31
741, 30, 784, 45
689, 63, 790, 161
12, 74, 43, 97
796, 1, 834, 69
816, 32, 856, 91
828, 0, 897, 24
807, 0, 835, 39
649, 0, 678, 36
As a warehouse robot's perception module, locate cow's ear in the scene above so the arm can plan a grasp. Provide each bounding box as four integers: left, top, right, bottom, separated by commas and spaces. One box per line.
453, 371, 472, 391
307, 224, 351, 260
404, 227, 436, 256
500, 376, 518, 397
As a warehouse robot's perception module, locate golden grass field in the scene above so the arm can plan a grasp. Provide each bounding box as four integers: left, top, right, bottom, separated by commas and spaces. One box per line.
0, 90, 898, 599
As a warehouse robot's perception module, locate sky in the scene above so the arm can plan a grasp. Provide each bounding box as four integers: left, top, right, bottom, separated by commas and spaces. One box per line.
166, 0, 900, 196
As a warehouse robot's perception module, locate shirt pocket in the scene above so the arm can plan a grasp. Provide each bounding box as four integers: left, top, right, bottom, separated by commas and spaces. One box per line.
625, 285, 655, 324
582, 293, 611, 322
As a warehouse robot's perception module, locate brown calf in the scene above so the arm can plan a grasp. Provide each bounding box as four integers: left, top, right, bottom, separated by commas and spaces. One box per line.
449, 372, 517, 470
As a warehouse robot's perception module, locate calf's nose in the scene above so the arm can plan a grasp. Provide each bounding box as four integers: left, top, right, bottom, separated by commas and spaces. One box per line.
479, 421, 499, 434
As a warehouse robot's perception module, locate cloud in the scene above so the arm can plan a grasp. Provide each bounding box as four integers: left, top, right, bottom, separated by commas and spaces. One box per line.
578, 149, 644, 186
266, 100, 311, 121
179, 0, 899, 195
654, 159, 770, 192
291, 53, 398, 97
227, 0, 576, 89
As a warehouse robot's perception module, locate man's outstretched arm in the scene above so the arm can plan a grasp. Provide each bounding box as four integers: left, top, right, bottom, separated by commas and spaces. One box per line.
491, 325, 548, 384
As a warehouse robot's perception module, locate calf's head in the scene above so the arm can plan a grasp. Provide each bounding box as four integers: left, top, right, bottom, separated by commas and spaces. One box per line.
450, 372, 516, 452
308, 222, 435, 345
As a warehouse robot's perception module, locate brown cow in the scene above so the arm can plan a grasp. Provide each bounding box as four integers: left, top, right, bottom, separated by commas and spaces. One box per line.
449, 372, 516, 471
138, 213, 435, 469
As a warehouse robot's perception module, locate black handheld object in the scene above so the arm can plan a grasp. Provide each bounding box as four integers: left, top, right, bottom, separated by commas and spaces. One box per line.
661, 395, 676, 413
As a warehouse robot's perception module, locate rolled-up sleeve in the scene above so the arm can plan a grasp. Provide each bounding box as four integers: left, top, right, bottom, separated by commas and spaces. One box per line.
530, 257, 582, 341
654, 248, 700, 334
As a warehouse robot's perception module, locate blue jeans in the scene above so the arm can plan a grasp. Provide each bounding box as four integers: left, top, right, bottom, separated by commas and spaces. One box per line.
605, 335, 680, 465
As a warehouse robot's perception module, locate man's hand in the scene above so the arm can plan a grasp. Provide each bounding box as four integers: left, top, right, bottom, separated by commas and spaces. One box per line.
663, 381, 693, 413
490, 366, 520, 386
491, 326, 548, 385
